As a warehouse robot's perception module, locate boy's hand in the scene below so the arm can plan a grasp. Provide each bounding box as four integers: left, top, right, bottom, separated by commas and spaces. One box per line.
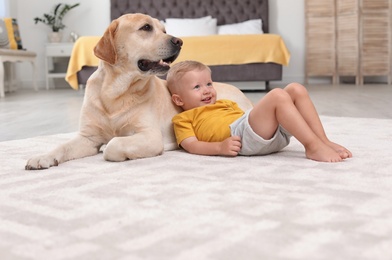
180, 136, 241, 156
220, 136, 242, 156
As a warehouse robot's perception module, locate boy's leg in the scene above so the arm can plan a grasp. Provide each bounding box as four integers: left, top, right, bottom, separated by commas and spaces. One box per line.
284, 83, 352, 158
248, 88, 343, 162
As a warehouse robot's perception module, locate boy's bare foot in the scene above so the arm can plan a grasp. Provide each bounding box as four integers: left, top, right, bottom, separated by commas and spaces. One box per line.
305, 141, 343, 163
325, 141, 352, 159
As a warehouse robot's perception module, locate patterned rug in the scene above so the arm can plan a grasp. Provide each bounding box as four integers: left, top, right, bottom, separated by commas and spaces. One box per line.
1, 116, 391, 260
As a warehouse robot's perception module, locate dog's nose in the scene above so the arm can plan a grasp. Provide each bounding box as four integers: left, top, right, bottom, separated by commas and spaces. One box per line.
171, 37, 183, 47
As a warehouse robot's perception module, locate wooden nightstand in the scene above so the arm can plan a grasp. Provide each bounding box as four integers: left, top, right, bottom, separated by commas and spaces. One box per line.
45, 43, 74, 89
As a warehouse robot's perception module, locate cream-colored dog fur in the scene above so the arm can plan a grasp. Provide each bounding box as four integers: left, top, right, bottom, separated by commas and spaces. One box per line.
25, 13, 253, 170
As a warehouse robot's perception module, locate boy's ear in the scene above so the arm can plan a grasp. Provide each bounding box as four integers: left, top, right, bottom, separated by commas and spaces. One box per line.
172, 94, 184, 106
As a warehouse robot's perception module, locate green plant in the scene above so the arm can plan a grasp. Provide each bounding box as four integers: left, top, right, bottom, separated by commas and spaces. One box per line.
34, 3, 80, 32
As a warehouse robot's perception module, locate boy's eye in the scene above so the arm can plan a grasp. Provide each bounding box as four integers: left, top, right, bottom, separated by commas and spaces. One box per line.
207, 82, 213, 87
193, 85, 200, 90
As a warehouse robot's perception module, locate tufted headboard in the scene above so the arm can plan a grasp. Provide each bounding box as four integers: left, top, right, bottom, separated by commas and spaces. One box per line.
77, 0, 277, 89
110, 0, 269, 33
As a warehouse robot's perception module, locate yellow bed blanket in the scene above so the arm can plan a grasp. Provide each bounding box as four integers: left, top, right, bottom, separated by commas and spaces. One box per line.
66, 34, 290, 90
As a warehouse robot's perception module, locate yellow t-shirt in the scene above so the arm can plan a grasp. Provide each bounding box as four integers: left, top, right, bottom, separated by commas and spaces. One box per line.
172, 99, 245, 145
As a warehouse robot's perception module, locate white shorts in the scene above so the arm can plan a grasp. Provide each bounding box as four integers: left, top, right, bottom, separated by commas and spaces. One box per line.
230, 110, 292, 156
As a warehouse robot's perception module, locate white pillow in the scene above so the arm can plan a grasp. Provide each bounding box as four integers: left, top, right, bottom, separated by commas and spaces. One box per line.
165, 16, 217, 37
218, 19, 264, 35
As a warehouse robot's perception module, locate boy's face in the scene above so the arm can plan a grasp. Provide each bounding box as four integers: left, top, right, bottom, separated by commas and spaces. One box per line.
172, 69, 217, 111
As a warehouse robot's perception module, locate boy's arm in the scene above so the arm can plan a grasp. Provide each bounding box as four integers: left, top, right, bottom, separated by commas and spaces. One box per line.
180, 136, 241, 157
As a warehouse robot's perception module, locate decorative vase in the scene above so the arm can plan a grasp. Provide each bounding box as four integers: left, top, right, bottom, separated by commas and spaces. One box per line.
48, 32, 62, 43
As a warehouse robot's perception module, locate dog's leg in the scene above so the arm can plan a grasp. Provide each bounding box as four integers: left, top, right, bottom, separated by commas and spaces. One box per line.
103, 130, 164, 161
25, 135, 101, 170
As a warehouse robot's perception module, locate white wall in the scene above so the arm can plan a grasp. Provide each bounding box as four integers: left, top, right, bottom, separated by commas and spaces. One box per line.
270, 0, 305, 84
11, 0, 305, 88
11, 0, 111, 88
0, 0, 8, 17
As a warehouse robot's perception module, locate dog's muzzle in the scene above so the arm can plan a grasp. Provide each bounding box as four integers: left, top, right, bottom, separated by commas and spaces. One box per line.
138, 37, 183, 73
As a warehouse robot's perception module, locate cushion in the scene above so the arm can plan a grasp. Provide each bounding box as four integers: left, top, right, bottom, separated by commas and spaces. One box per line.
165, 16, 217, 37
3, 18, 18, 49
218, 19, 263, 35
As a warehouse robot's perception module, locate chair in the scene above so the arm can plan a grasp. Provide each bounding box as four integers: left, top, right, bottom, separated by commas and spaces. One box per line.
0, 48, 37, 98
0, 17, 37, 98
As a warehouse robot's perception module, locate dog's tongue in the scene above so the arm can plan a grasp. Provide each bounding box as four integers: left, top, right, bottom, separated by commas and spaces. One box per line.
159, 60, 170, 67
155, 59, 170, 70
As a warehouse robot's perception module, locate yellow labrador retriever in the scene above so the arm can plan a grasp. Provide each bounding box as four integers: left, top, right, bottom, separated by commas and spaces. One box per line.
25, 13, 253, 170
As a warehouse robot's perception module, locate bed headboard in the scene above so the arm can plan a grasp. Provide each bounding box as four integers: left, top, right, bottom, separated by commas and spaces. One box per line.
110, 0, 269, 33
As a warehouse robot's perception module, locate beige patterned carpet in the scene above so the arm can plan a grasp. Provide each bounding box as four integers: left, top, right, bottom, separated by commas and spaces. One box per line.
1, 116, 392, 260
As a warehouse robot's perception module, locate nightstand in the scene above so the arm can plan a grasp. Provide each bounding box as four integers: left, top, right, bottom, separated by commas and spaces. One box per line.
45, 43, 74, 89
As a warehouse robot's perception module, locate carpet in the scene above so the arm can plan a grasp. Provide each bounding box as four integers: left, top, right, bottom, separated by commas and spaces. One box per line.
1, 116, 392, 260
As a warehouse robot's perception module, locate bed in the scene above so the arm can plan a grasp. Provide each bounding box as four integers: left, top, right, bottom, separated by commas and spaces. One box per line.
66, 0, 290, 92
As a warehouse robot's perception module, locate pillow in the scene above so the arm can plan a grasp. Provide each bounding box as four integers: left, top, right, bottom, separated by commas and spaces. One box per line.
165, 16, 217, 37
3, 18, 17, 49
218, 19, 263, 35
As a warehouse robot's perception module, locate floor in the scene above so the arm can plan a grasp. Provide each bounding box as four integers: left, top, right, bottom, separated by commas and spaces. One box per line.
1, 83, 391, 142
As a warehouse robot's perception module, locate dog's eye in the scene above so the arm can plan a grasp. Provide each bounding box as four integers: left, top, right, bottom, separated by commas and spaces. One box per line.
139, 24, 152, 31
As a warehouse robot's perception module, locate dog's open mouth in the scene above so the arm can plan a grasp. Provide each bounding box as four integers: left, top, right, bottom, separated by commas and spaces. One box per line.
138, 52, 180, 73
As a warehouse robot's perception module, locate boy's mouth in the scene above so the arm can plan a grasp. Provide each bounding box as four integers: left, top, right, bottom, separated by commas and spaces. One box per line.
202, 97, 212, 102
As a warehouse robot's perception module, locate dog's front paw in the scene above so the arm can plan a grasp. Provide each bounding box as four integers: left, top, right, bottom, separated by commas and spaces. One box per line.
103, 139, 127, 162
25, 156, 59, 170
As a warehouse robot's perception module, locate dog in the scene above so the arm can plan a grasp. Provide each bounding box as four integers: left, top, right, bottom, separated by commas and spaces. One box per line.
25, 13, 253, 170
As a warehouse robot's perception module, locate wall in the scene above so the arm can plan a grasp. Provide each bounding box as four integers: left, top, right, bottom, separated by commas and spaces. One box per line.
10, 0, 305, 88
270, 0, 305, 84
0, 0, 8, 17
9, 0, 111, 88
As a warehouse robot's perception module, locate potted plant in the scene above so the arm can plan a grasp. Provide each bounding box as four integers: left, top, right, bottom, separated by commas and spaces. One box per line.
34, 3, 80, 42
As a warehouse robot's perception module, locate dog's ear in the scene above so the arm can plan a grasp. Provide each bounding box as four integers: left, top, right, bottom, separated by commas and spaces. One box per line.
94, 20, 119, 65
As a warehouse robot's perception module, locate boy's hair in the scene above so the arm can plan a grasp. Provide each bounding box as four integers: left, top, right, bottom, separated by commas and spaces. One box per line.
167, 60, 211, 94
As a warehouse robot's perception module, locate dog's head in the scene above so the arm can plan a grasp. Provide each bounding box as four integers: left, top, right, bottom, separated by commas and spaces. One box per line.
94, 13, 182, 75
